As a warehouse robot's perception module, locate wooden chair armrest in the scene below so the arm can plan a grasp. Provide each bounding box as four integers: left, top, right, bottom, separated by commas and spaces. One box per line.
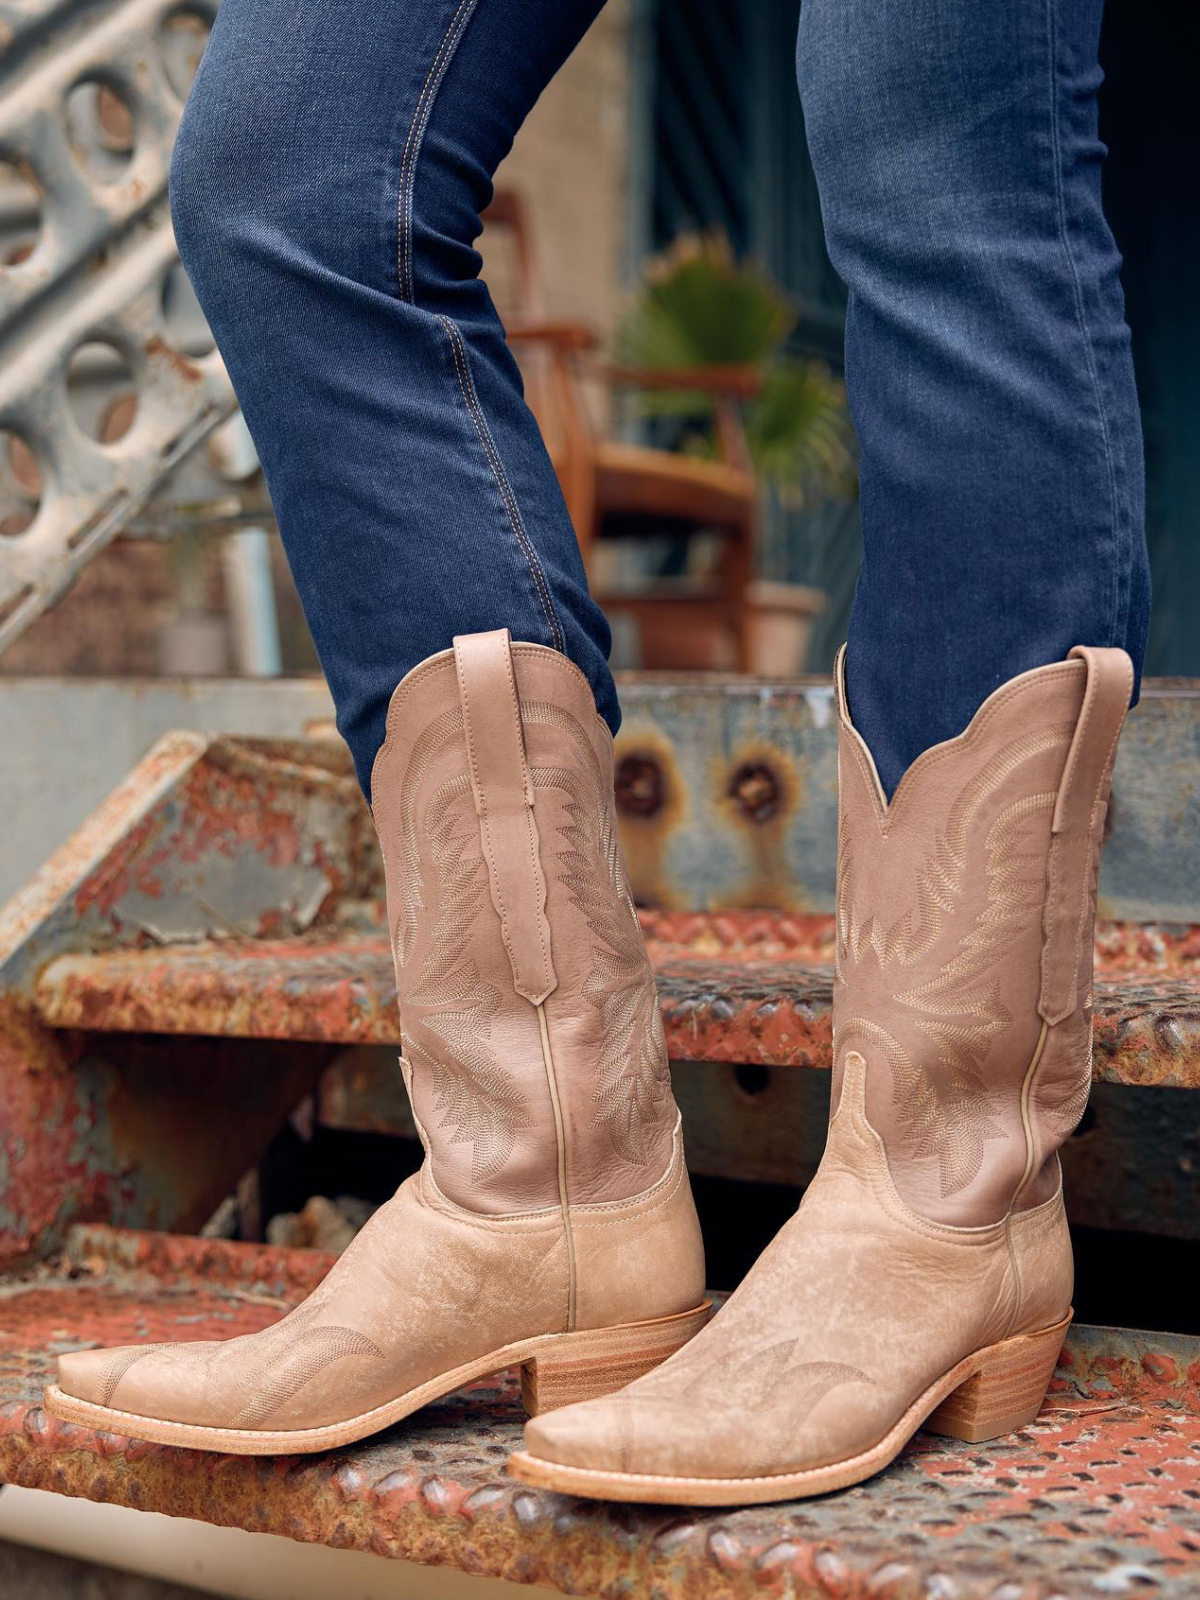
598, 362, 763, 400
505, 321, 599, 352
599, 364, 759, 473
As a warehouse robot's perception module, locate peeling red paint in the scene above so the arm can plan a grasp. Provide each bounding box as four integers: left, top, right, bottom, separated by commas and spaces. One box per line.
0, 1001, 98, 1268
0, 1004, 327, 1271
0, 735, 204, 967
73, 814, 164, 920
31, 930, 1200, 1088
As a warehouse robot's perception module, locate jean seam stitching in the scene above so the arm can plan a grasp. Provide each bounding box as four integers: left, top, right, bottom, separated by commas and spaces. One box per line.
438, 314, 566, 651
395, 0, 566, 655
1044, 0, 1123, 646
396, 0, 478, 304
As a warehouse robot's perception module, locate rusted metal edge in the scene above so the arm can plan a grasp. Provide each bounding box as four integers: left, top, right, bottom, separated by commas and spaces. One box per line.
0, 732, 371, 995
0, 731, 208, 971
28, 935, 1200, 1088
59, 1223, 335, 1300
34, 937, 400, 1042
4, 670, 1199, 998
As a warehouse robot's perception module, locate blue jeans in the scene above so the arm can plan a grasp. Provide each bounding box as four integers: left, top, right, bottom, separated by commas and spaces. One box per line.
170, 0, 1149, 800
798, 0, 1150, 793
169, 0, 615, 795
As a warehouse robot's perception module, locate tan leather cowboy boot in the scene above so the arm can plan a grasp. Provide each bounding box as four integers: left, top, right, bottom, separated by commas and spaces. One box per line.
46, 630, 708, 1453
510, 643, 1132, 1505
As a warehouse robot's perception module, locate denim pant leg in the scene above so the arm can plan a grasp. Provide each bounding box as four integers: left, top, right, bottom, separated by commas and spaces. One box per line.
797, 0, 1151, 798
169, 0, 614, 795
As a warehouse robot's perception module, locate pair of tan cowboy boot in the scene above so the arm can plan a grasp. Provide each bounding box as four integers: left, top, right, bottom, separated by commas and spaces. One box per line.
48, 630, 1131, 1509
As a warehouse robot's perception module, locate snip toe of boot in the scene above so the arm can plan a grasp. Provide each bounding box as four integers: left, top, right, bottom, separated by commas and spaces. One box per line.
56, 1345, 131, 1406
524, 1393, 659, 1475
56, 1339, 176, 1414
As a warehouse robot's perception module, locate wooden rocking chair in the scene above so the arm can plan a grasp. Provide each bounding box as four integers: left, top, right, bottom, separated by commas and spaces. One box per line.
481, 191, 760, 669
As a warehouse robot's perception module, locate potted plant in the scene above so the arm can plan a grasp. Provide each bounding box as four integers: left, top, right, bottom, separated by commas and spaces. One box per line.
614, 234, 856, 674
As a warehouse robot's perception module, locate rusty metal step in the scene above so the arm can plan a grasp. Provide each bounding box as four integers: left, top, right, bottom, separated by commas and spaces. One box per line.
2, 1225, 1197, 1597
28, 921, 1200, 1089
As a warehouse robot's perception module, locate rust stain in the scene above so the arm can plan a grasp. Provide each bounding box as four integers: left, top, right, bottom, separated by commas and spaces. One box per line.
0, 735, 203, 968
143, 334, 202, 383
614, 752, 666, 818
28, 917, 1199, 1086
640, 908, 837, 962
3, 735, 363, 1000
38, 939, 399, 1044
0, 999, 115, 1271
727, 760, 784, 824
65, 1224, 335, 1298
72, 811, 166, 918
613, 725, 687, 909
0, 998, 326, 1271
1096, 920, 1200, 972
717, 741, 804, 911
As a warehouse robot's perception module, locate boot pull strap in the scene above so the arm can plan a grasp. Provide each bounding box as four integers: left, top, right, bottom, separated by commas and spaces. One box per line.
453, 629, 557, 1005
1038, 645, 1133, 1025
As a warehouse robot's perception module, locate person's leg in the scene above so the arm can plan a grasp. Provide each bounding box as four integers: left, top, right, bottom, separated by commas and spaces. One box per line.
796, 0, 1150, 797
168, 0, 617, 795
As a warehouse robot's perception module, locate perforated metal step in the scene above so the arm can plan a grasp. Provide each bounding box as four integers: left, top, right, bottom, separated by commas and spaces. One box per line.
2, 1226, 1197, 1597
28, 922, 1200, 1090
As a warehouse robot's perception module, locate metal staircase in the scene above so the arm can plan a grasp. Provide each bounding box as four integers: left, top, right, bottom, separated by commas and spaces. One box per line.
0, 675, 1197, 1596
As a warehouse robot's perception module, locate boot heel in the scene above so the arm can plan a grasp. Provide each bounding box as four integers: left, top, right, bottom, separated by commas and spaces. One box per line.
520, 1301, 712, 1417
924, 1313, 1071, 1444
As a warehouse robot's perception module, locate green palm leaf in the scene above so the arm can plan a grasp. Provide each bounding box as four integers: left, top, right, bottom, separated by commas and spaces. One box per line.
614, 233, 858, 507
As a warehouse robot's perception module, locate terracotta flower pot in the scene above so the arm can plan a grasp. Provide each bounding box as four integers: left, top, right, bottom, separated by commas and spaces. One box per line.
744, 581, 828, 676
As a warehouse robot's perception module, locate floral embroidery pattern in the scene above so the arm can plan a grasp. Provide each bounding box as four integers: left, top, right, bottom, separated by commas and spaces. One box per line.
836, 725, 1077, 1194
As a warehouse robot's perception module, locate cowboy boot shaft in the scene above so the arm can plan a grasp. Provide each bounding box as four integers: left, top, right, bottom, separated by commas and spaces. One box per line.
371, 632, 678, 1216
832, 645, 1134, 1225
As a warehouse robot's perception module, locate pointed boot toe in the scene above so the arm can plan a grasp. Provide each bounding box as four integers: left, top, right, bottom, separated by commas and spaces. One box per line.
524, 1395, 641, 1473
520, 1385, 743, 1482
519, 1341, 749, 1475
52, 1340, 211, 1433
519, 1385, 755, 1489
55, 1344, 136, 1408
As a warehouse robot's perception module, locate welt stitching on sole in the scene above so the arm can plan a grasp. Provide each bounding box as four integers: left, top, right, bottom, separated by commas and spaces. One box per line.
396, 0, 478, 303
511, 1316, 1069, 1491
45, 1307, 712, 1443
